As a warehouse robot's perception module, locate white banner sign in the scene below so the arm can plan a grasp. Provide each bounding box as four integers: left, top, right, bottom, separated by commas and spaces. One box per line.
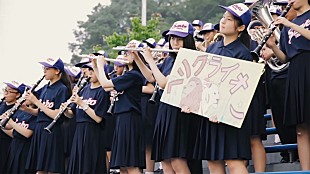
161, 48, 265, 128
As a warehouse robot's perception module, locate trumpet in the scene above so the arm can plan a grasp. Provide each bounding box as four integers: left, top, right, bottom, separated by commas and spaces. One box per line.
78, 55, 130, 64
44, 77, 90, 133
112, 47, 179, 53
0, 76, 45, 128
148, 83, 158, 104
251, 2, 293, 61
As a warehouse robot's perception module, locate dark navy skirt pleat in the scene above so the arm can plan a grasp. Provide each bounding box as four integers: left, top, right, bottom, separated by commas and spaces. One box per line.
284, 51, 310, 126
110, 110, 145, 169
151, 102, 190, 162
26, 122, 65, 173
68, 122, 107, 174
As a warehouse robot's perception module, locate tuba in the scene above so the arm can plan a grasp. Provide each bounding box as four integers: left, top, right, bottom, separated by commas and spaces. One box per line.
249, 0, 290, 72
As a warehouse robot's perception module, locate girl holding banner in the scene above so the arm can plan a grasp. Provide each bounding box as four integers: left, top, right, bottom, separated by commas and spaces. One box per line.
203, 3, 254, 174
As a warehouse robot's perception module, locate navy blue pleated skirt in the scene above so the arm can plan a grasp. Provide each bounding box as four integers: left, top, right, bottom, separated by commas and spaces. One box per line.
141, 94, 158, 147
246, 74, 267, 138
3, 138, 35, 174
196, 118, 252, 160
284, 51, 310, 126
151, 102, 190, 162
26, 122, 65, 173
0, 136, 11, 173
110, 110, 145, 169
104, 114, 116, 151
68, 122, 107, 174
62, 117, 76, 157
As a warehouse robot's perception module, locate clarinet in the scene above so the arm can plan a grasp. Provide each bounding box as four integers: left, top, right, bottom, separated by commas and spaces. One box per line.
107, 67, 127, 115
107, 91, 120, 114
251, 2, 293, 61
0, 75, 45, 128
44, 77, 90, 133
148, 82, 158, 104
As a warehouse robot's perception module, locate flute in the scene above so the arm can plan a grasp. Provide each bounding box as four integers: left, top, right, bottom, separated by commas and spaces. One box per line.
0, 76, 45, 128
44, 77, 90, 133
112, 47, 179, 53
78, 55, 130, 64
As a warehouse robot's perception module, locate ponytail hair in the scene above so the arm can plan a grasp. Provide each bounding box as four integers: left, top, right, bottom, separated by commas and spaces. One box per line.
239, 30, 251, 49
234, 16, 251, 49
60, 70, 72, 96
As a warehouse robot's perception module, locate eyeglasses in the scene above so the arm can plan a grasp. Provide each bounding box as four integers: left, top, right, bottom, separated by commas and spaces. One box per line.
2, 88, 19, 94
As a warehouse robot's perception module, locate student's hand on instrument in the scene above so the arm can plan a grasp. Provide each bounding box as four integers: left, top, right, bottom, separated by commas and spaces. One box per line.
274, 17, 292, 28
59, 102, 68, 111
24, 91, 38, 104
71, 93, 83, 106
181, 105, 191, 113
209, 115, 220, 123
72, 86, 79, 94
0, 112, 8, 120
265, 33, 277, 49
261, 46, 275, 61
96, 56, 106, 66
140, 47, 154, 64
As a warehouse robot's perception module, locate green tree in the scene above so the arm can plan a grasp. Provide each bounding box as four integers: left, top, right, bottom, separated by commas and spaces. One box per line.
69, 0, 241, 64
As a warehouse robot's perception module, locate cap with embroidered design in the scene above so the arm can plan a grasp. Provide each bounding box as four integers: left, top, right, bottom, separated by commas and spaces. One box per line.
166, 21, 194, 38
39, 58, 64, 72
219, 3, 252, 28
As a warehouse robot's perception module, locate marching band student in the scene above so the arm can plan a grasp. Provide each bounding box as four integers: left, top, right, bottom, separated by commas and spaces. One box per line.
93, 40, 146, 174
266, 0, 310, 170
105, 55, 125, 173
134, 21, 197, 174
261, 0, 298, 163
196, 23, 218, 51
203, 3, 253, 173
63, 63, 109, 174
22, 58, 72, 174
1, 82, 36, 174
0, 81, 19, 173
63, 66, 82, 171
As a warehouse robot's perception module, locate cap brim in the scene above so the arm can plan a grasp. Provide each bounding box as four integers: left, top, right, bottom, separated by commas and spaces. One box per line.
81, 64, 93, 69
4, 82, 18, 90
39, 62, 53, 68
75, 61, 91, 67
166, 30, 188, 38
219, 5, 241, 22
114, 62, 124, 66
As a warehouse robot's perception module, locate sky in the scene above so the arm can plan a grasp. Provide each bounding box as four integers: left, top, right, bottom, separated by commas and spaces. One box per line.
0, 0, 111, 91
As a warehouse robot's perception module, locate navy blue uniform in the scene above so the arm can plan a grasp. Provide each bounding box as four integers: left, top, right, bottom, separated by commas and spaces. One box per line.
151, 57, 193, 162
3, 110, 36, 174
0, 102, 14, 173
279, 10, 310, 126
110, 69, 146, 169
198, 39, 253, 160
26, 80, 69, 173
68, 84, 109, 174
141, 80, 158, 147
